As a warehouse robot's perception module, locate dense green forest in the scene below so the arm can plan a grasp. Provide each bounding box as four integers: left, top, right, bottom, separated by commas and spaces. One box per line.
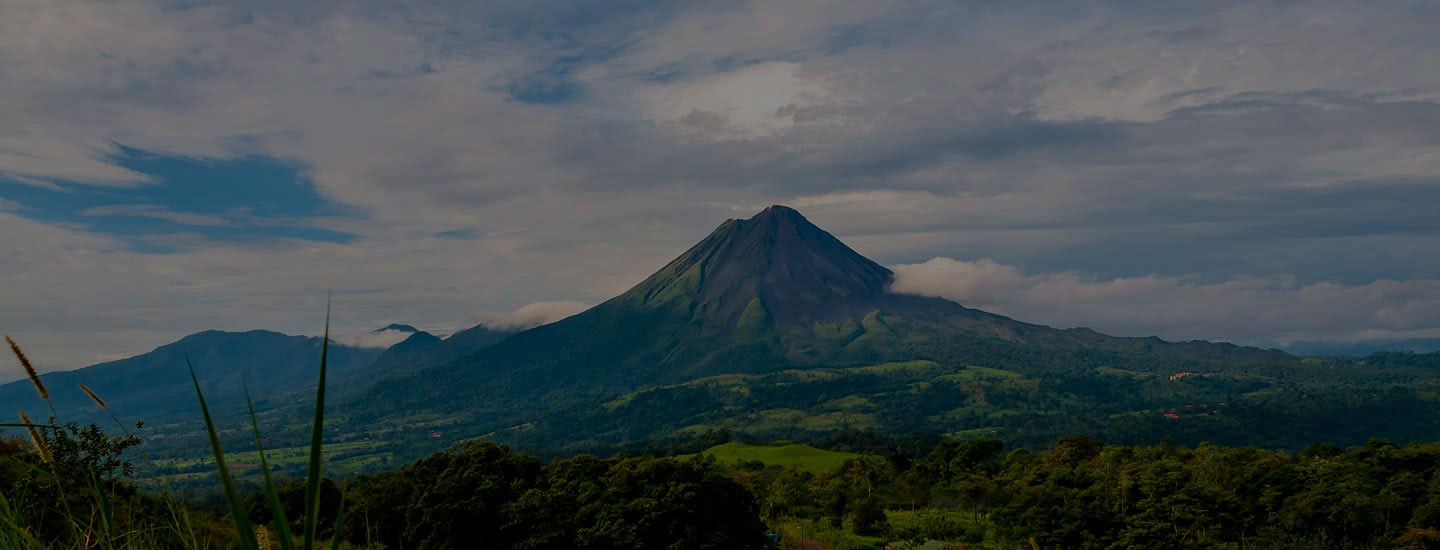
746, 434, 1440, 549
13, 419, 1440, 549
333, 433, 1440, 549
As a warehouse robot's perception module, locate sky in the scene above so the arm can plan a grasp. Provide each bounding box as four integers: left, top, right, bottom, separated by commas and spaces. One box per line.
3, 0, 1440, 377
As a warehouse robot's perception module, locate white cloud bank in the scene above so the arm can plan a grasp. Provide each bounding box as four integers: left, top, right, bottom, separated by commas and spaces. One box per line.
338, 327, 418, 349
466, 301, 590, 331
890, 257, 1440, 346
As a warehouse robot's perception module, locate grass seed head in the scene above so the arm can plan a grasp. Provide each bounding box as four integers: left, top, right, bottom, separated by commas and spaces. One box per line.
5, 335, 48, 401
79, 383, 108, 410
17, 410, 52, 464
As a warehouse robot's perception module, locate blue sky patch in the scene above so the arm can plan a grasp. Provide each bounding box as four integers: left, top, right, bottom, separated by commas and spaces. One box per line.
505, 52, 591, 104
0, 146, 357, 251
434, 228, 477, 240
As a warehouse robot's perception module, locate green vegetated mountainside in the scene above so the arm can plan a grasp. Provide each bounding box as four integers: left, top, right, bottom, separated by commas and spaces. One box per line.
0, 320, 517, 472
345, 206, 1440, 456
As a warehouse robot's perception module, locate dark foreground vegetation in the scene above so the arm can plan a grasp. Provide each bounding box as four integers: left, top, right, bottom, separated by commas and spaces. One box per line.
15, 423, 1440, 549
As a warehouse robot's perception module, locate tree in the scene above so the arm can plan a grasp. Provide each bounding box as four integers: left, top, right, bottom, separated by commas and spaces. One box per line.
341, 440, 542, 550
848, 495, 889, 536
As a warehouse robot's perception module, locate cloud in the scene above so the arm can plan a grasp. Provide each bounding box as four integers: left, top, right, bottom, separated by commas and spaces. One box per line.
643, 61, 840, 140
467, 301, 590, 331
890, 257, 1440, 346
338, 327, 418, 349
82, 204, 231, 227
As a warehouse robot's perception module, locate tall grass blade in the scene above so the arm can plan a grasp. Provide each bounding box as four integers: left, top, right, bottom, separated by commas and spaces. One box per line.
303, 300, 332, 550
188, 356, 260, 550
328, 487, 346, 550
89, 473, 119, 550
7, 434, 85, 543
0, 490, 45, 549
246, 385, 296, 550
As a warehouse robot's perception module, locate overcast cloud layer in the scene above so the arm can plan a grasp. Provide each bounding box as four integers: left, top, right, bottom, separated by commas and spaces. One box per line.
3, 0, 1440, 376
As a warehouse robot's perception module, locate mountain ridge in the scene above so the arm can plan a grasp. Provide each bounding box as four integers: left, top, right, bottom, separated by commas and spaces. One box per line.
0, 329, 381, 422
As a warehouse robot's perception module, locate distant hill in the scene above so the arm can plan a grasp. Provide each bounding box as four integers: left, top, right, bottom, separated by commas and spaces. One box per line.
359, 206, 1300, 450
0, 330, 381, 423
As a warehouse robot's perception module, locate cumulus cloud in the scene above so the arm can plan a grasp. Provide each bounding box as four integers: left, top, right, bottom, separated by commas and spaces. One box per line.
891, 257, 1440, 346
466, 301, 590, 331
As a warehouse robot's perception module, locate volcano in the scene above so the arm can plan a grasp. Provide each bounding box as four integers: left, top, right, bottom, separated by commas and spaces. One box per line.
361, 206, 1290, 427
620, 205, 1075, 342
634, 204, 897, 326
